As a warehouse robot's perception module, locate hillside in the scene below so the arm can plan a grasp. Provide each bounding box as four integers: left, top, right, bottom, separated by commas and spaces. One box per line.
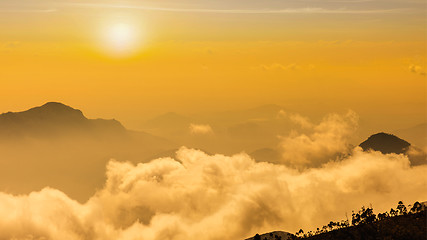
299, 210, 426, 240
246, 231, 292, 240
251, 203, 426, 240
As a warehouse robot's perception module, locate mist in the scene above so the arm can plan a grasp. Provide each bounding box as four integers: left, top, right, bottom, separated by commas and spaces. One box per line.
0, 146, 426, 240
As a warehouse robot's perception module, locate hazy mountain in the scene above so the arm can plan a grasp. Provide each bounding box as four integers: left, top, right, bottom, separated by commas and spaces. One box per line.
0, 102, 176, 202
142, 112, 191, 131
0, 102, 125, 138
210, 104, 285, 125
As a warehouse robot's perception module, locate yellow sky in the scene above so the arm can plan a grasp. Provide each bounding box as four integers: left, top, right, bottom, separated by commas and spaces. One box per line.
0, 1, 426, 130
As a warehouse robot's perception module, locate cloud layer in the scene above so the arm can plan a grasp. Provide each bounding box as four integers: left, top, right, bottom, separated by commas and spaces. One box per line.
0, 146, 426, 240
279, 111, 359, 168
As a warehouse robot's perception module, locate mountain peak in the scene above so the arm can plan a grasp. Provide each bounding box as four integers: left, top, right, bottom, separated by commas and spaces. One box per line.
359, 132, 410, 154
0, 102, 127, 138
41, 101, 73, 109
34, 102, 81, 113
18, 102, 86, 121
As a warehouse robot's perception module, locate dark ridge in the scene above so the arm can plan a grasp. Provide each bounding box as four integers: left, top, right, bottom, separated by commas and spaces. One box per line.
246, 231, 293, 240
359, 132, 410, 154
299, 210, 426, 240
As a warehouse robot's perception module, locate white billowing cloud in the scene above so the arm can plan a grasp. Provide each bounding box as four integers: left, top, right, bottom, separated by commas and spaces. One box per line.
0, 147, 426, 240
279, 111, 359, 167
189, 123, 213, 135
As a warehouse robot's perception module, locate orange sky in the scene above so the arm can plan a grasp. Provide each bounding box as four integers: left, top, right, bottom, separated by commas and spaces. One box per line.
0, 0, 426, 130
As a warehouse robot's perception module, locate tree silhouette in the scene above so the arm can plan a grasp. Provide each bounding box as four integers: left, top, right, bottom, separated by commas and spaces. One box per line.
397, 201, 407, 215
410, 201, 422, 213
291, 201, 425, 239
389, 208, 397, 217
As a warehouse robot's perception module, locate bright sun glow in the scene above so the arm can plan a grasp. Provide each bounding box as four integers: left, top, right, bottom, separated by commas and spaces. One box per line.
102, 22, 142, 57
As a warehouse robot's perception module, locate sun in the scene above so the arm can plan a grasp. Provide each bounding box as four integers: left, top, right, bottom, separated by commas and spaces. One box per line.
102, 22, 143, 57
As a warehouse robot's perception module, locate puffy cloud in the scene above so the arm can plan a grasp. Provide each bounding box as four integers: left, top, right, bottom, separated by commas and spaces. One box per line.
189, 124, 213, 135
279, 111, 359, 168
0, 147, 426, 240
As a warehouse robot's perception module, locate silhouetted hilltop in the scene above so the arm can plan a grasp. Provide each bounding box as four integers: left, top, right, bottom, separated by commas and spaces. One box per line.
246, 231, 292, 240
359, 133, 410, 155
0, 102, 125, 138
251, 202, 426, 240
298, 210, 426, 240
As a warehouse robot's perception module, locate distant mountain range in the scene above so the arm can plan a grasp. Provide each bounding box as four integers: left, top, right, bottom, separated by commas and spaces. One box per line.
0, 102, 176, 202
0, 102, 425, 202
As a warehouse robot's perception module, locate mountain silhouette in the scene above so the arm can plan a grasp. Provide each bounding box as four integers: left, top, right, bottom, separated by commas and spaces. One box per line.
0, 102, 125, 138
246, 231, 292, 240
0, 102, 176, 202
359, 133, 410, 155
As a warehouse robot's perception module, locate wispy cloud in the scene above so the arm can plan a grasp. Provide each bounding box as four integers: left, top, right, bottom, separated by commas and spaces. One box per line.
64, 3, 406, 14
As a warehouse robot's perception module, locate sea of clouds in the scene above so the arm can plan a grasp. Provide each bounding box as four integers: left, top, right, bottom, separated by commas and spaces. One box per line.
0, 111, 426, 240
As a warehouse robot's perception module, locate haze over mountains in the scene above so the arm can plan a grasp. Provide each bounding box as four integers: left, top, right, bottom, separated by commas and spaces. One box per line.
0, 102, 175, 201
0, 102, 426, 240
0, 102, 425, 202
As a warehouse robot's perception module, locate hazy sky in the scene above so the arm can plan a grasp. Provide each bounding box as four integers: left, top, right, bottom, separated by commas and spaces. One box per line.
0, 0, 426, 130
0, 2, 426, 239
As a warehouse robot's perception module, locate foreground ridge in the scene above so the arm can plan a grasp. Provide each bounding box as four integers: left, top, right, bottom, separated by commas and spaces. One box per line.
249, 201, 427, 240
